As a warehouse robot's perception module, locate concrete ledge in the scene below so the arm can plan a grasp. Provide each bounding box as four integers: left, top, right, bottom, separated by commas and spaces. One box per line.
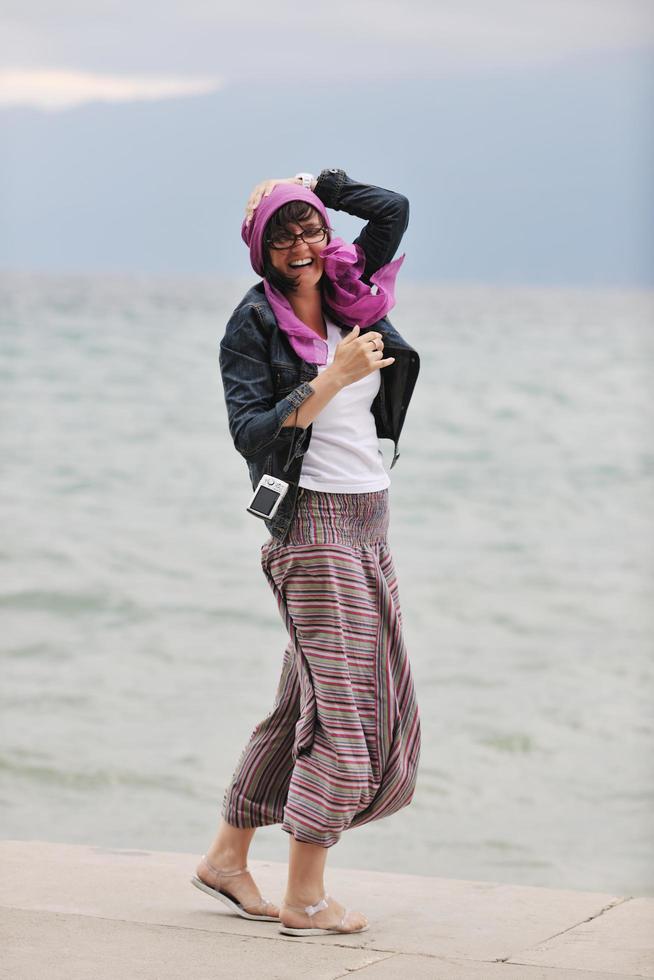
1, 841, 652, 979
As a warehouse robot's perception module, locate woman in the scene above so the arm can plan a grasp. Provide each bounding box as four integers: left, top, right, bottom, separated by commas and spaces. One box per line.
191, 168, 421, 936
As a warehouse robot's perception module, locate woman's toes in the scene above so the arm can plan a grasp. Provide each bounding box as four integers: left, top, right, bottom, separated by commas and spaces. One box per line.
326, 898, 367, 933
343, 909, 368, 932
288, 896, 367, 933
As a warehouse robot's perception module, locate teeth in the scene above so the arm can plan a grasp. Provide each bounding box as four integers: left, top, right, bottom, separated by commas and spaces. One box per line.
289, 259, 312, 267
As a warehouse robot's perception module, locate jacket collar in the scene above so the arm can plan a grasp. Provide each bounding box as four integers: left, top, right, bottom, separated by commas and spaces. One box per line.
246, 281, 417, 357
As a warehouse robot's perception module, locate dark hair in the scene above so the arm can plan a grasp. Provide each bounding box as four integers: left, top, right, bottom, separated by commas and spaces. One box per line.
262, 201, 330, 294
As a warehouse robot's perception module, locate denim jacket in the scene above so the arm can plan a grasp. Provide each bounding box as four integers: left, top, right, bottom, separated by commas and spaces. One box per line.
219, 168, 420, 541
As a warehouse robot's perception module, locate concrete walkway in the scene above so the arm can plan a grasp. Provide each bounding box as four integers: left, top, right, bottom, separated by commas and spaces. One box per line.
1, 841, 652, 979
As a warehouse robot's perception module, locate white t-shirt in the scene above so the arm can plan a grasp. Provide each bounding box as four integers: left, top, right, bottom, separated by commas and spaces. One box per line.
299, 319, 391, 493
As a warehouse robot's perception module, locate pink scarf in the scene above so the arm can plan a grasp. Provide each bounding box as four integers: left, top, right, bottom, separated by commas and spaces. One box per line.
241, 184, 404, 365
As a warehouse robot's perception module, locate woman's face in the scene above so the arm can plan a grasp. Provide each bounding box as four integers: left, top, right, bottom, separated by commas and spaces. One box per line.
267, 209, 327, 289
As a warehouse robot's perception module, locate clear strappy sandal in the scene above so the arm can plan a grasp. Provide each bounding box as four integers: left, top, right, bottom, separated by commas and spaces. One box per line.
279, 893, 369, 937
190, 854, 279, 922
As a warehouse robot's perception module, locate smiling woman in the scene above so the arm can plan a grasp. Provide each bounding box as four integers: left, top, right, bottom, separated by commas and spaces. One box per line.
262, 202, 330, 299
191, 168, 421, 938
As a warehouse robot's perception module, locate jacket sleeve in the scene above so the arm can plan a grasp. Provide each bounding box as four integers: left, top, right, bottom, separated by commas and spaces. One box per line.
219, 307, 314, 464
313, 168, 409, 284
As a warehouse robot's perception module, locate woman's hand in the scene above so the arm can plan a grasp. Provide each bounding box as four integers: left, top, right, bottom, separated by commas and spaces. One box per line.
328, 325, 395, 388
245, 177, 301, 225
282, 326, 394, 430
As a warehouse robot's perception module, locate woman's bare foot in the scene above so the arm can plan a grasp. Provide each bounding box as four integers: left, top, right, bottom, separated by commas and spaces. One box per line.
195, 854, 279, 919
280, 893, 367, 934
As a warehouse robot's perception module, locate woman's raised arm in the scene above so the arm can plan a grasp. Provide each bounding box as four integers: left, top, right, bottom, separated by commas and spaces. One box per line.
242, 170, 409, 285
313, 168, 409, 284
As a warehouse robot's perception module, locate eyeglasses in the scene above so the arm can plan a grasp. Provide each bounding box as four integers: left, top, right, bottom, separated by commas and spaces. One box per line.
266, 226, 328, 250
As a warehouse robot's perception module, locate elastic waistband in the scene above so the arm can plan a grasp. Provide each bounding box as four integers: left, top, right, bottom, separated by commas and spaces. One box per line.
285, 488, 389, 546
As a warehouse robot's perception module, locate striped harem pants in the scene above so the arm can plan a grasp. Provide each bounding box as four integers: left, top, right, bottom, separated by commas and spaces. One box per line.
222, 488, 421, 847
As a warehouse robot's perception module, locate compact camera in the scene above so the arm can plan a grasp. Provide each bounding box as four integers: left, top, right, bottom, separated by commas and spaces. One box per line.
247, 474, 290, 521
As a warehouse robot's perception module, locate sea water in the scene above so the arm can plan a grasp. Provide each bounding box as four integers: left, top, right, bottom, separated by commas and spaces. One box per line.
1, 272, 652, 896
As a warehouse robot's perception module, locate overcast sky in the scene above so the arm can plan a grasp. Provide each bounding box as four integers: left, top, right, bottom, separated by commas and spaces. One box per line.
2, 0, 654, 108
2, 2, 653, 285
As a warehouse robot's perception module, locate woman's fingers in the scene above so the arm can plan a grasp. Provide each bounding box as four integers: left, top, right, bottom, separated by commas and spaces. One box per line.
333, 324, 394, 384
362, 332, 384, 357
342, 324, 360, 343
245, 177, 296, 224
343, 329, 381, 347
360, 330, 392, 371
245, 181, 270, 224
365, 332, 392, 370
